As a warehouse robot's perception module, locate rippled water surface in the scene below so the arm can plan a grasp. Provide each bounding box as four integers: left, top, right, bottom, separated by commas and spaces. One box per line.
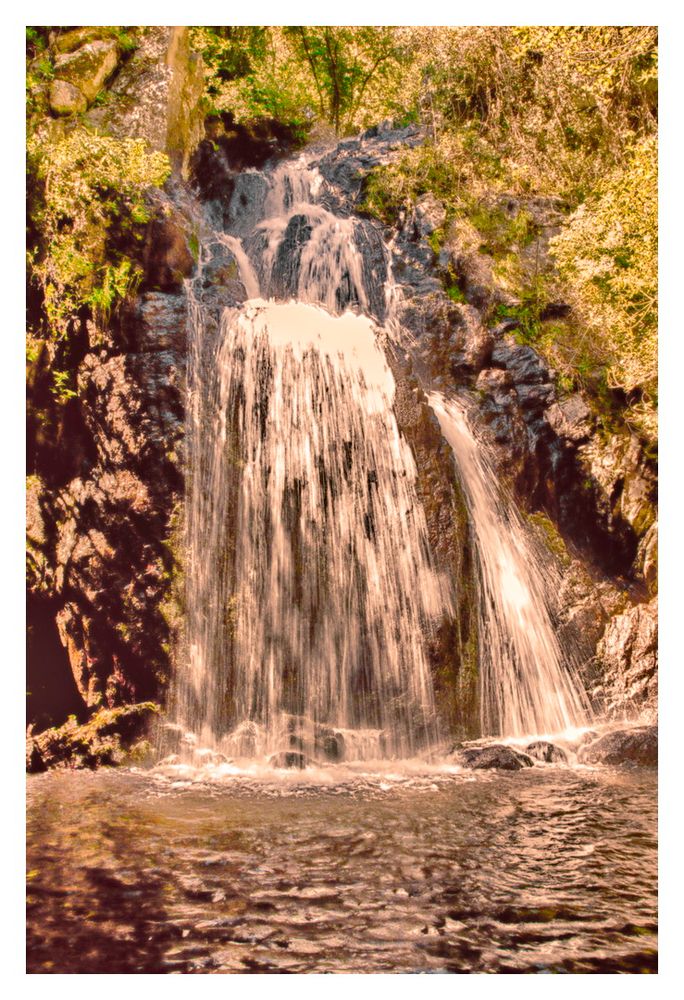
27, 765, 657, 973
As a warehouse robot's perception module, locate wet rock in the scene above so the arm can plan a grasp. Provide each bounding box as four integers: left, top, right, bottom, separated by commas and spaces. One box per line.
577, 431, 656, 547
227, 171, 271, 235
490, 338, 550, 386
198, 241, 245, 299
131, 293, 188, 354
595, 597, 658, 720
54, 39, 119, 103
455, 744, 534, 771
545, 394, 593, 443
578, 726, 657, 767
49, 79, 88, 115
271, 214, 313, 299
269, 751, 307, 770
525, 741, 568, 764
142, 217, 195, 292
314, 727, 345, 762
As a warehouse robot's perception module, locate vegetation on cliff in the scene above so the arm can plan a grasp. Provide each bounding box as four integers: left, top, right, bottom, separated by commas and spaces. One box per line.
28, 25, 658, 434
27, 27, 172, 402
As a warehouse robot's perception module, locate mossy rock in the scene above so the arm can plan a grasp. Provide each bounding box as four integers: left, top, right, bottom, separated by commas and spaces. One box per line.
49, 79, 88, 115
27, 702, 160, 772
53, 39, 119, 104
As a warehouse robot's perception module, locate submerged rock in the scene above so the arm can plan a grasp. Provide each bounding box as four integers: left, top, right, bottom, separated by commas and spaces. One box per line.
525, 740, 568, 763
455, 744, 534, 771
578, 726, 657, 767
314, 727, 345, 762
269, 750, 307, 770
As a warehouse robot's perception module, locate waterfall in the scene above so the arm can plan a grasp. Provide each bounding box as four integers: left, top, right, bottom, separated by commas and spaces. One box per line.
173, 158, 451, 761
429, 392, 590, 738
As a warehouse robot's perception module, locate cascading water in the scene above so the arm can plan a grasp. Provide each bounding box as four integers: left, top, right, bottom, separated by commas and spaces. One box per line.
429, 392, 591, 738
172, 157, 451, 761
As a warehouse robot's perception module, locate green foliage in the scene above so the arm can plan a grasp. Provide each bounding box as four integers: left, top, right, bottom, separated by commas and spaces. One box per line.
193, 26, 406, 137
50, 370, 77, 402
494, 278, 547, 344
28, 128, 170, 339
26, 26, 51, 58
357, 27, 657, 439
551, 136, 657, 439
284, 27, 402, 134
401, 26, 657, 203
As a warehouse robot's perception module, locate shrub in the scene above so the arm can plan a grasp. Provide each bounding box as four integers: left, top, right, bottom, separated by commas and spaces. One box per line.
551, 136, 657, 439
28, 128, 170, 340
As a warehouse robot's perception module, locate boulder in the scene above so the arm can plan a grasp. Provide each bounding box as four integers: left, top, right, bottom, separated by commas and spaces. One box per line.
578, 726, 657, 767
49, 79, 88, 115
54, 39, 119, 104
269, 750, 308, 770
53, 27, 109, 54
27, 702, 159, 771
412, 193, 446, 238
314, 727, 345, 762
525, 740, 568, 763
545, 394, 593, 443
455, 744, 534, 771
490, 338, 551, 386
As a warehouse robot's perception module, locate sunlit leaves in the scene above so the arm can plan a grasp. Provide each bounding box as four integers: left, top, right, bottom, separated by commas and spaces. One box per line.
28, 129, 170, 338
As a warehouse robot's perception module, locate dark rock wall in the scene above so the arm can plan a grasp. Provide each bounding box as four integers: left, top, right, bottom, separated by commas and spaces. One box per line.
27, 28, 201, 727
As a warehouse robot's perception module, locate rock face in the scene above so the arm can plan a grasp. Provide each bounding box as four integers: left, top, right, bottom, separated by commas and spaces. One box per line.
595, 598, 658, 720
28, 28, 203, 743
86, 27, 204, 178
454, 744, 534, 771
578, 726, 657, 767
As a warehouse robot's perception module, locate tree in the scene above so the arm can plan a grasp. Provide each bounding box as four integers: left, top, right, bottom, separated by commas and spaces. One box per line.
285, 27, 401, 134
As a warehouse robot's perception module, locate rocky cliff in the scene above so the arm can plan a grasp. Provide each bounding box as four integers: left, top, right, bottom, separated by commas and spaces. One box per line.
26, 33, 657, 766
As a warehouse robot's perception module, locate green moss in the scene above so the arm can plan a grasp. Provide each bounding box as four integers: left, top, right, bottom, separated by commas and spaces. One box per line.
446, 284, 467, 304
188, 232, 200, 262
527, 511, 571, 567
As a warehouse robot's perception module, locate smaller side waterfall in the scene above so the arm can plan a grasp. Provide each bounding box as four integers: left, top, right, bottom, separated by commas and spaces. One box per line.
429, 392, 590, 738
